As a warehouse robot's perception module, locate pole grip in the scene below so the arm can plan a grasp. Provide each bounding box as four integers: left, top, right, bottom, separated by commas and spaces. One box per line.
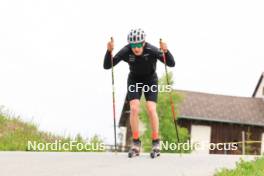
159, 38, 162, 44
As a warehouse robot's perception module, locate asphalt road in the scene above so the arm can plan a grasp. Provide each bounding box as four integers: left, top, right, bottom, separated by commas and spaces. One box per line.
0, 152, 259, 176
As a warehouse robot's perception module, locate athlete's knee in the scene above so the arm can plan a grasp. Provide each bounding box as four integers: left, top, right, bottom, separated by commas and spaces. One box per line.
146, 101, 157, 116
130, 100, 140, 116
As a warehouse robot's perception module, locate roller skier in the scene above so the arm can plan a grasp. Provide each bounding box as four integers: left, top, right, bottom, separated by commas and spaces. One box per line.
103, 28, 175, 158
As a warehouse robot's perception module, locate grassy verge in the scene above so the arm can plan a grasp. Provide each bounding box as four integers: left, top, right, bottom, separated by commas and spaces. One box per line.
215, 156, 264, 176
0, 108, 104, 152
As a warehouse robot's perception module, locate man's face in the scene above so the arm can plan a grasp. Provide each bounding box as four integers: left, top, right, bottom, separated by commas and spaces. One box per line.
131, 42, 145, 56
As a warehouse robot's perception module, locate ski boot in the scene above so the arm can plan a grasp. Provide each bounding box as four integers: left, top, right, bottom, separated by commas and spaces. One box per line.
128, 139, 141, 158
150, 139, 160, 159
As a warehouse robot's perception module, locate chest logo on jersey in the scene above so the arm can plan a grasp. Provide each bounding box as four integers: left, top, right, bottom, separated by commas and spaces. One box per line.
143, 53, 150, 61
129, 55, 136, 62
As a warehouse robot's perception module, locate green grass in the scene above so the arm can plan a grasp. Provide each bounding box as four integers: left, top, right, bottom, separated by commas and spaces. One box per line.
215, 156, 264, 176
0, 109, 104, 152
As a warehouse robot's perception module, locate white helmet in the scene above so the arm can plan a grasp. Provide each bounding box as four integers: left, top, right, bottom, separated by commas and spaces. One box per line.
127, 28, 146, 44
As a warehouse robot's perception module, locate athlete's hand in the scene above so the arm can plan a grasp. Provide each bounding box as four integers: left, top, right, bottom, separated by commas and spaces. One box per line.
107, 37, 114, 52
159, 39, 168, 53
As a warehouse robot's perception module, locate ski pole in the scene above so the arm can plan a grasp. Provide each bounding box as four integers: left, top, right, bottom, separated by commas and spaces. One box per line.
160, 38, 180, 144
110, 37, 117, 153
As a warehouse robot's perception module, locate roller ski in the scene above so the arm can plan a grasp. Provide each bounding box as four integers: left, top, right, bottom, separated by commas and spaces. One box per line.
128, 139, 141, 158
150, 139, 160, 159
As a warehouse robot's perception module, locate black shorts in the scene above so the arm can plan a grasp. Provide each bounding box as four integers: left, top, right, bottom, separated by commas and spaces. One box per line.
126, 73, 158, 102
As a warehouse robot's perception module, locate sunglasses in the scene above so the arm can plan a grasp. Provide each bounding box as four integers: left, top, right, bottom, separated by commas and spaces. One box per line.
130, 43, 143, 48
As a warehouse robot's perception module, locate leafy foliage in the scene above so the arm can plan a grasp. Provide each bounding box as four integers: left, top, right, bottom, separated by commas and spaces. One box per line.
140, 72, 190, 153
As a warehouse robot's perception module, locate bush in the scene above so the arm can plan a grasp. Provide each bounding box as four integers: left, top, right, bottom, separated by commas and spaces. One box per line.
140, 72, 190, 153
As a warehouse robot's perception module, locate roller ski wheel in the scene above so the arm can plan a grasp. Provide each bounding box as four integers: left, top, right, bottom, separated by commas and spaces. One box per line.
128, 139, 141, 158
128, 149, 140, 158
150, 139, 160, 159
150, 149, 160, 158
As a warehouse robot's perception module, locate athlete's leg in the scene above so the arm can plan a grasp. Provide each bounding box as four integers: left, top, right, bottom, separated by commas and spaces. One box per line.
129, 99, 141, 139
127, 74, 142, 140
144, 74, 159, 140
146, 101, 159, 140
128, 100, 141, 157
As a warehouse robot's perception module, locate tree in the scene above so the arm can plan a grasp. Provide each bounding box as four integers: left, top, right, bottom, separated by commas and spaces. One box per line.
139, 72, 190, 153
